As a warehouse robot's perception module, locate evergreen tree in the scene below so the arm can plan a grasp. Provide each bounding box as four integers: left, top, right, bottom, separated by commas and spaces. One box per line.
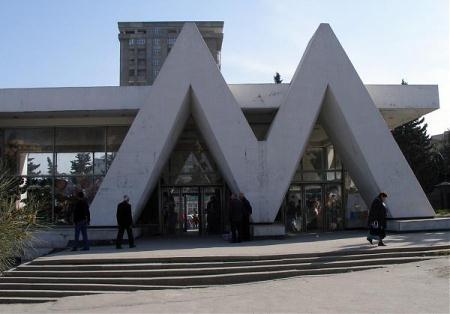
70, 153, 92, 175
27, 157, 41, 175
274, 72, 283, 84
392, 117, 440, 193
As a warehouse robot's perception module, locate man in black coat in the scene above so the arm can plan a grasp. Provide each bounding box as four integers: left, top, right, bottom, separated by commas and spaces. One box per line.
239, 192, 252, 241
116, 195, 136, 249
72, 191, 90, 251
229, 193, 244, 243
367, 192, 388, 246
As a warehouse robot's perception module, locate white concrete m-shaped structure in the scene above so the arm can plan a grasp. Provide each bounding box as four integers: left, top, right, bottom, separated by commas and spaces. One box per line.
89, 23, 435, 226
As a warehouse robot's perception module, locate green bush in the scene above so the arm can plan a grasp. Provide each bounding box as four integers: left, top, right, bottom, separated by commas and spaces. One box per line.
0, 165, 47, 273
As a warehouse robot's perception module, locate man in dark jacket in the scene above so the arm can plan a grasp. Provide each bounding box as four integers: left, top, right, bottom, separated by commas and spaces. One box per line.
367, 192, 388, 246
72, 191, 90, 251
229, 193, 244, 243
239, 192, 252, 241
116, 195, 136, 249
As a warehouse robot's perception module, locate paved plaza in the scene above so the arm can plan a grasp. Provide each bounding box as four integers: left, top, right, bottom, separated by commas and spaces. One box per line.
39, 230, 450, 260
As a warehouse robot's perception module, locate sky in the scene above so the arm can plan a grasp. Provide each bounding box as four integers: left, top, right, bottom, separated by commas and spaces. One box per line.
0, 0, 448, 135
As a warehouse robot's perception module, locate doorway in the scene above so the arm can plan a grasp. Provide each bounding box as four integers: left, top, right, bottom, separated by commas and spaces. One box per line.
160, 186, 223, 235
285, 183, 343, 233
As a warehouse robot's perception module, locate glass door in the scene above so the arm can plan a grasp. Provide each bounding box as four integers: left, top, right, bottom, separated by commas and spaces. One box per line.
201, 187, 222, 235
304, 184, 324, 232
324, 184, 344, 231
286, 185, 303, 233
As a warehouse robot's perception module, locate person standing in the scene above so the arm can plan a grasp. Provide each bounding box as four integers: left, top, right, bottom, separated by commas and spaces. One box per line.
229, 193, 244, 243
72, 191, 90, 251
367, 192, 388, 246
116, 195, 136, 249
239, 192, 252, 241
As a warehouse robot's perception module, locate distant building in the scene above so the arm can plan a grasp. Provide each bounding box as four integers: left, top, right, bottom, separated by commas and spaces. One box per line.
118, 21, 224, 86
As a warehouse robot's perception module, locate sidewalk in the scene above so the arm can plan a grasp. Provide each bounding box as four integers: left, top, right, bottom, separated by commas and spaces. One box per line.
38, 230, 450, 261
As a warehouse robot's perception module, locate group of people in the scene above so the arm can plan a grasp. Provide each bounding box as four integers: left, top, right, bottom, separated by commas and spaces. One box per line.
70, 189, 388, 251
229, 192, 253, 243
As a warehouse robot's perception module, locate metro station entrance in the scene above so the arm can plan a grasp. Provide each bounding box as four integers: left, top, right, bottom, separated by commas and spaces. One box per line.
285, 183, 344, 233
160, 186, 224, 235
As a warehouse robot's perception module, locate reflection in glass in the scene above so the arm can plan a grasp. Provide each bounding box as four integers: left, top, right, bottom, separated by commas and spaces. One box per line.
286, 186, 303, 233
304, 185, 323, 231
22, 176, 53, 222
54, 176, 94, 224
57, 153, 93, 175
325, 184, 343, 231
162, 116, 222, 186
93, 152, 106, 175
5, 128, 53, 174
21, 153, 54, 176
1, 126, 128, 225
107, 126, 129, 152
56, 127, 105, 153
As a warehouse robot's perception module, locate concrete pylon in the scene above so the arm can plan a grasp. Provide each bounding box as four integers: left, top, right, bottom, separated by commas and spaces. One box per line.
90, 23, 434, 226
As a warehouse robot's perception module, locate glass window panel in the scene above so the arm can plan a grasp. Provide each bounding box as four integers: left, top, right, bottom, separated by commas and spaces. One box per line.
5, 128, 53, 174
23, 176, 53, 222
325, 184, 344, 231
89, 176, 104, 204
302, 171, 323, 181
56, 127, 104, 153
57, 153, 93, 175
302, 147, 324, 171
107, 126, 129, 152
22, 152, 54, 176
54, 176, 95, 225
93, 152, 106, 175
325, 171, 336, 181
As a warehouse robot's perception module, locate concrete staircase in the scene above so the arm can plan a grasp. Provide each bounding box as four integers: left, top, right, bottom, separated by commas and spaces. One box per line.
0, 245, 448, 304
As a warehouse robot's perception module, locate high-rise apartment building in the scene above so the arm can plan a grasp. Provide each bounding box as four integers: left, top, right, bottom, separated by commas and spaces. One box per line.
118, 21, 224, 86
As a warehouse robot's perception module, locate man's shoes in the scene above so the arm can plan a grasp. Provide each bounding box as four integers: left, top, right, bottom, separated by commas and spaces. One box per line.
378, 241, 386, 246
129, 245, 136, 248
71, 247, 77, 252
81, 247, 90, 251
366, 237, 373, 245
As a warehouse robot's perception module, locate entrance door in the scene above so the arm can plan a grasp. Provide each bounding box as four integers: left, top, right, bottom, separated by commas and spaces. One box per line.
286, 184, 343, 233
304, 184, 324, 232
160, 186, 222, 235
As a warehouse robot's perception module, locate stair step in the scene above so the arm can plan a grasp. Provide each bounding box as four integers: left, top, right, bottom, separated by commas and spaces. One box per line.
29, 245, 450, 265
0, 265, 382, 287
17, 249, 449, 271
0, 297, 57, 304
0, 290, 116, 298
5, 257, 436, 278
0, 282, 206, 292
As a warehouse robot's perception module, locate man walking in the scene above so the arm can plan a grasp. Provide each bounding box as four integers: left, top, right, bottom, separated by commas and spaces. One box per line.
116, 195, 136, 249
229, 193, 244, 243
72, 191, 90, 251
239, 192, 252, 241
367, 192, 388, 246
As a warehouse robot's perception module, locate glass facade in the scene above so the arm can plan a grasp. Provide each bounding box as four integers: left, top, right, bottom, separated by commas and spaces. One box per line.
1, 126, 128, 224
1, 120, 366, 232
284, 144, 345, 233
160, 116, 223, 186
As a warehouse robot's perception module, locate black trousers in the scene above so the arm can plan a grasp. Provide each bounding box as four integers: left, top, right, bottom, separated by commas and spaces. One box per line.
116, 225, 135, 247
230, 221, 242, 243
